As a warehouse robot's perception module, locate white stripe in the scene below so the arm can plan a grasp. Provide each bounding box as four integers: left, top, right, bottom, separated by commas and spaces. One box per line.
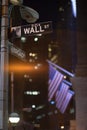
56, 83, 69, 109
58, 84, 69, 108
60, 91, 73, 113
48, 73, 63, 101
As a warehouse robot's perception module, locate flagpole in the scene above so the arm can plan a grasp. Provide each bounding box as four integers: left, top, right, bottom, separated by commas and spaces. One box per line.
63, 79, 72, 86
47, 60, 75, 77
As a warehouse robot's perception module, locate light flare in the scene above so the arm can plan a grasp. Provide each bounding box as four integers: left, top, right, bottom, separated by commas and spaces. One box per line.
9, 64, 34, 72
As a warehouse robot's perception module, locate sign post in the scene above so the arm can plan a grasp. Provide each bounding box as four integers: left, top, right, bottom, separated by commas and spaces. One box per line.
0, 0, 9, 129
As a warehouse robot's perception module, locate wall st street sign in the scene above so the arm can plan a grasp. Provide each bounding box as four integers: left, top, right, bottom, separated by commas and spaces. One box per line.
10, 21, 52, 38
22, 21, 52, 36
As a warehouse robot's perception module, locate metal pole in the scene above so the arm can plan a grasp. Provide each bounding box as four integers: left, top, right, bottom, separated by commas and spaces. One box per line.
0, 0, 9, 129
11, 72, 14, 112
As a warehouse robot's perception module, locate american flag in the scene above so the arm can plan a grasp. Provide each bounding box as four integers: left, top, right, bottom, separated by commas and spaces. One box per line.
60, 90, 74, 113
48, 64, 64, 101
55, 81, 70, 110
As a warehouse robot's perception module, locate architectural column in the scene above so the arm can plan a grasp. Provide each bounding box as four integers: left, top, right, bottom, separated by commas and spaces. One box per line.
71, 77, 87, 130
70, 120, 76, 130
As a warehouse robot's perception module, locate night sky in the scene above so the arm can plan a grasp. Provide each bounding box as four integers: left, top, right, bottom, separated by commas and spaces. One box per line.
22, 0, 75, 30
23, 0, 58, 22
22, 0, 70, 30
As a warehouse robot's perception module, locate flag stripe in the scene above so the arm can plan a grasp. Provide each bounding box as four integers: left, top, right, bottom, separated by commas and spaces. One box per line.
48, 73, 63, 101
56, 82, 69, 109
48, 64, 63, 101
60, 90, 74, 113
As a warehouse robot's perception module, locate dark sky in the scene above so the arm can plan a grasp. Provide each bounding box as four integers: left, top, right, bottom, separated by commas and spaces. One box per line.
23, 0, 58, 23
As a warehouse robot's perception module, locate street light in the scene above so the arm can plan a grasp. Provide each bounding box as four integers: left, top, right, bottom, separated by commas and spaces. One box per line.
9, 112, 20, 130
10, 0, 23, 5
9, 112, 20, 124
0, 0, 39, 129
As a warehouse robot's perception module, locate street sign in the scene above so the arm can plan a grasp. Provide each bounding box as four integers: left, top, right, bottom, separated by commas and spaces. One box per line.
8, 41, 26, 62
9, 21, 53, 38
22, 21, 53, 36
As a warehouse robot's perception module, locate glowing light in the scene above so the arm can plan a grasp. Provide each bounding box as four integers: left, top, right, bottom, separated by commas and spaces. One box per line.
10, 0, 23, 5
29, 53, 32, 56
59, 7, 64, 12
29, 53, 37, 57
32, 105, 36, 108
21, 37, 26, 42
9, 64, 34, 72
24, 74, 29, 78
71, 0, 77, 18
48, 47, 52, 52
34, 66, 38, 69
24, 91, 40, 95
34, 37, 38, 42
29, 78, 32, 82
9, 113, 20, 123
50, 100, 55, 105
36, 105, 45, 110
36, 33, 42, 36
61, 125, 64, 129
64, 75, 67, 79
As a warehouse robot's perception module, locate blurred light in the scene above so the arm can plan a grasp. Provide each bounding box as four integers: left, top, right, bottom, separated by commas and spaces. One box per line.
35, 56, 38, 60
36, 115, 42, 119
54, 110, 58, 114
48, 111, 53, 115
22, 107, 32, 112
36, 105, 45, 110
60, 125, 64, 129
64, 75, 67, 79
24, 91, 40, 95
34, 37, 38, 42
48, 47, 52, 52
29, 78, 32, 82
24, 74, 29, 78
29, 53, 37, 57
34, 124, 40, 128
32, 105, 36, 108
34, 63, 42, 70
71, 0, 77, 17
70, 108, 75, 114
32, 53, 36, 57
34, 66, 38, 69
10, 0, 23, 5
50, 100, 55, 105
21, 37, 26, 42
42, 114, 45, 117
36, 33, 42, 36
29, 53, 32, 56
9, 64, 33, 72
29, 58, 33, 62
37, 63, 42, 67
9, 113, 20, 124
51, 55, 58, 62
33, 91, 40, 95
59, 7, 64, 12
9, 117, 20, 123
